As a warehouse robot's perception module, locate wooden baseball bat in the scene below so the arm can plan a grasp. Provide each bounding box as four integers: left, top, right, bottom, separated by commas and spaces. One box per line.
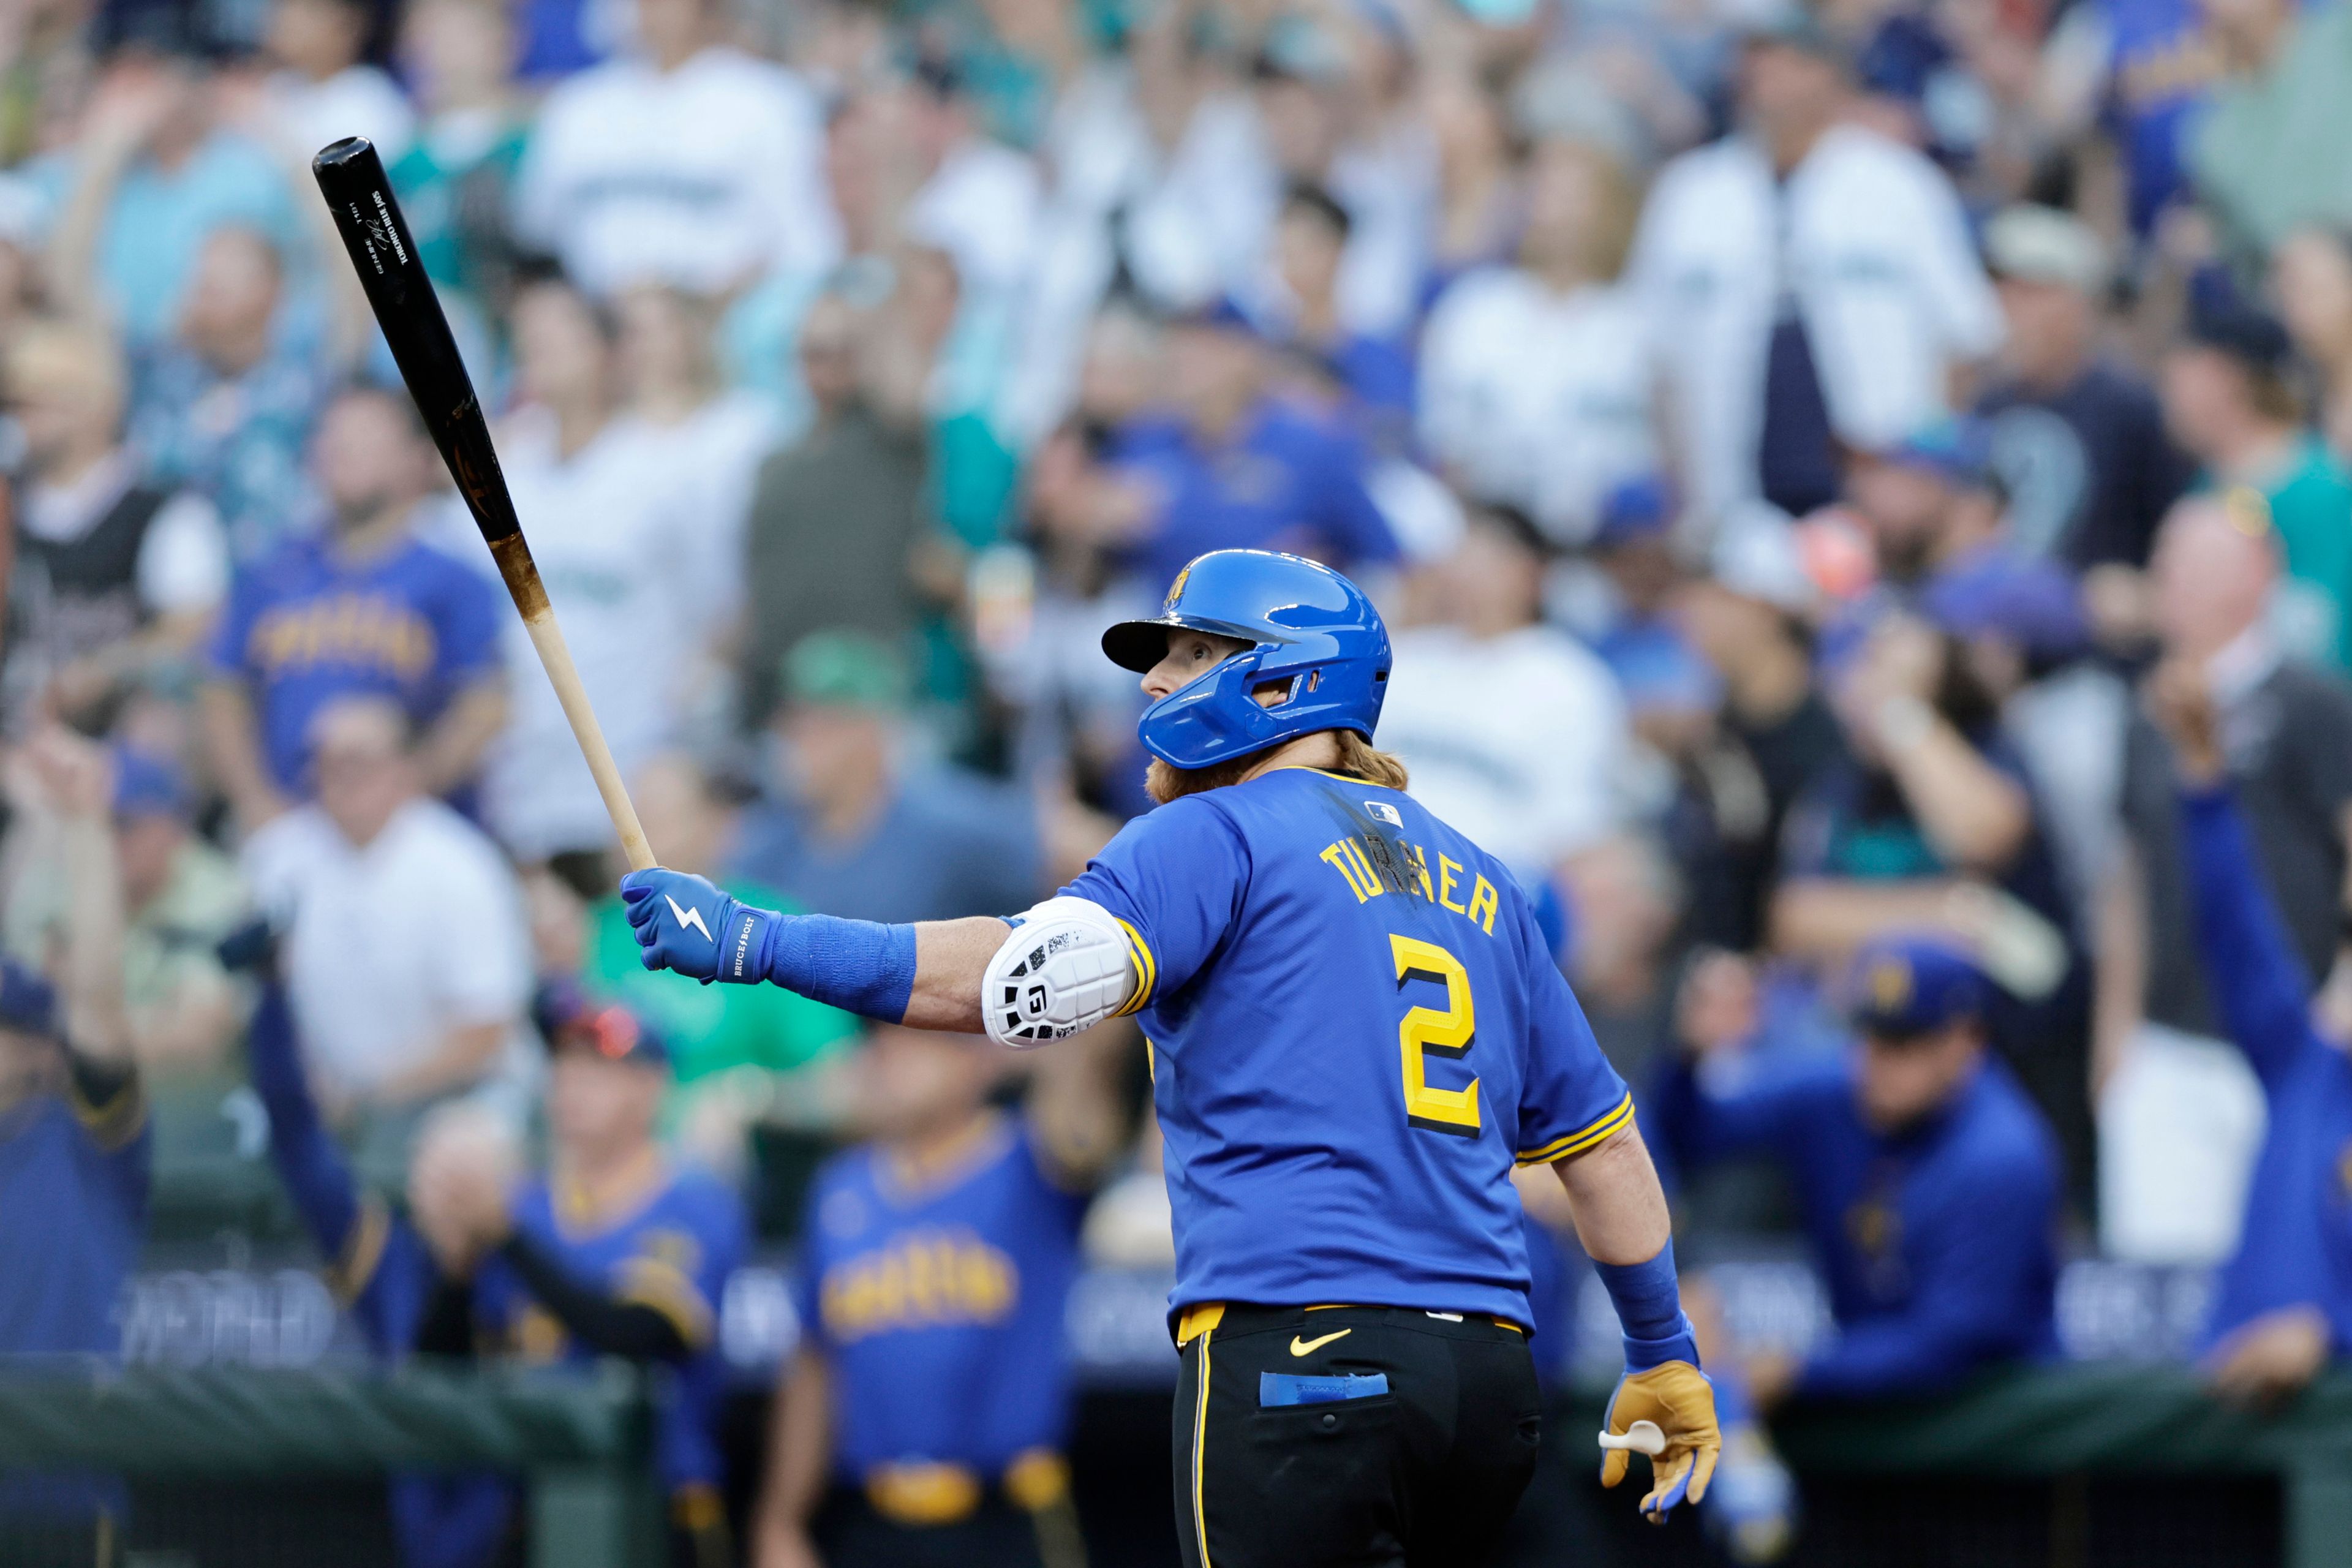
311, 137, 655, 872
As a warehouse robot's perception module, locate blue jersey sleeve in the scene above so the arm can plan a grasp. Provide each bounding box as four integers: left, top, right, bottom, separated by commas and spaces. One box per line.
2179, 784, 2331, 1093
1061, 796, 1252, 1013
249, 981, 439, 1351
1647, 1052, 1845, 1173
429, 552, 505, 688
1512, 904, 1634, 1166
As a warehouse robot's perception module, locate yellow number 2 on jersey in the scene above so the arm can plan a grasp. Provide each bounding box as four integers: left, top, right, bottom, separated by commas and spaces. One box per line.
1391, 935, 1480, 1137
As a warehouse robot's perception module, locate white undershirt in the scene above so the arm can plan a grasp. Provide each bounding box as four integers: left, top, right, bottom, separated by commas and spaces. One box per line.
21, 450, 228, 615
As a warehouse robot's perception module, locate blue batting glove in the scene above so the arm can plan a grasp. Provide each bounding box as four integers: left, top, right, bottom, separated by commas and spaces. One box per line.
619, 869, 777, 986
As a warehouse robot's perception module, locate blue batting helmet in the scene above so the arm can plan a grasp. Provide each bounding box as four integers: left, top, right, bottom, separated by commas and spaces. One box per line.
1101, 549, 1392, 768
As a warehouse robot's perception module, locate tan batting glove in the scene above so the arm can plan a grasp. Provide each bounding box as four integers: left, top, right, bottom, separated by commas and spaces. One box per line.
1599, 1360, 1722, 1523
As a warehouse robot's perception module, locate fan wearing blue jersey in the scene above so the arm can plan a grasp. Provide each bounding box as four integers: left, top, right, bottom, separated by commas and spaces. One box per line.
753, 1022, 1125, 1568
625, 549, 1721, 1567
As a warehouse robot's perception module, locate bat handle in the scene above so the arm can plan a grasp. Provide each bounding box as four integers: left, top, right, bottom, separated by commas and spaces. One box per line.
1597, 1420, 1667, 1458
514, 597, 658, 873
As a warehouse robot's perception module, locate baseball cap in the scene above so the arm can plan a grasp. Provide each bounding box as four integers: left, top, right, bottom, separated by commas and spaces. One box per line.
782, 630, 911, 713
1839, 935, 1988, 1039
1593, 475, 1675, 549
1871, 417, 1996, 492
1984, 205, 2108, 296
2184, 291, 2294, 378
0, 960, 59, 1041
111, 746, 192, 821
534, 980, 669, 1069
1921, 551, 2089, 662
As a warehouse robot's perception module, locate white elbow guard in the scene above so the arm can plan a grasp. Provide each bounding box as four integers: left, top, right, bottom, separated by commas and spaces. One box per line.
982, 896, 1140, 1048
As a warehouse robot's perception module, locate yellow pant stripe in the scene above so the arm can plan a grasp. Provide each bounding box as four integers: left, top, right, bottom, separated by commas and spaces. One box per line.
1191, 1325, 1213, 1568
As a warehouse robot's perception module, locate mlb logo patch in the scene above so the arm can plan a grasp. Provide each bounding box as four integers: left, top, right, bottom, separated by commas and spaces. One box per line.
1366, 802, 1403, 827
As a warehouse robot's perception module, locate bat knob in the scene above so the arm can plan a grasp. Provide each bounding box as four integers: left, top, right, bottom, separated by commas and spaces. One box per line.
1597, 1419, 1667, 1457
312, 136, 375, 172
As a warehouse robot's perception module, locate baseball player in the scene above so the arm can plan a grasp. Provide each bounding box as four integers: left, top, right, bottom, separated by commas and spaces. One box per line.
625, 549, 1720, 1566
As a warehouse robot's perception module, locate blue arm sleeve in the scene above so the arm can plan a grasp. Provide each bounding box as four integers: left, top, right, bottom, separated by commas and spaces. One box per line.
2179, 785, 2328, 1093
251, 981, 437, 1351
1648, 1052, 1836, 1175
249, 981, 359, 1257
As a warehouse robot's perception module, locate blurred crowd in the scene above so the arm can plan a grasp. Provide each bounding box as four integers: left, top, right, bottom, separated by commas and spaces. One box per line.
6, 0, 2352, 1558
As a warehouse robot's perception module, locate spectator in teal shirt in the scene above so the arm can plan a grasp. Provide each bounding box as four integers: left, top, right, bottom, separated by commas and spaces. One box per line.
2162, 296, 2352, 669
39, 39, 304, 347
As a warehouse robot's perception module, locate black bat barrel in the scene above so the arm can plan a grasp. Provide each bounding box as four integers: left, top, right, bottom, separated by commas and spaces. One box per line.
312, 136, 521, 545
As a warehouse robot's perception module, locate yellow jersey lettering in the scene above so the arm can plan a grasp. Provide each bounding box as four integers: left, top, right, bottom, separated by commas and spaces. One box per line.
1468, 875, 1499, 935
1438, 855, 1468, 914
1321, 842, 1373, 903
821, 1227, 1019, 1343
1341, 838, 1386, 899
1390, 935, 1480, 1137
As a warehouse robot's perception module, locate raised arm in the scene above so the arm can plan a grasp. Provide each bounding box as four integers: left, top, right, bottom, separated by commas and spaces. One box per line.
2146, 661, 2325, 1090
617, 862, 1008, 1034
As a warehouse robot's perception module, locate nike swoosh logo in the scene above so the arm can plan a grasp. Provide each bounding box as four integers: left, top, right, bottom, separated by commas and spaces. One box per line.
665, 895, 712, 942
1290, 1329, 1352, 1357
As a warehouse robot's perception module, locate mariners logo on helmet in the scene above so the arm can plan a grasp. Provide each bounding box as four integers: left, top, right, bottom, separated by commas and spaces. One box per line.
1101, 550, 1392, 769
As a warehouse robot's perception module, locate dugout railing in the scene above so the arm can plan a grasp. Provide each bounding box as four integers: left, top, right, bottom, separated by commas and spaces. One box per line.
6, 1360, 2351, 1566
0, 1360, 660, 1568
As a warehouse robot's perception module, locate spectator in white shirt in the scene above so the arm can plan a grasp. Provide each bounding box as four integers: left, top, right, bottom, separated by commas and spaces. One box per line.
1379, 503, 1632, 878
1420, 134, 1660, 546
902, 59, 1045, 311
242, 696, 532, 1184
462, 275, 706, 863
511, 0, 838, 297
1628, 7, 2003, 532
613, 282, 777, 640
262, 0, 415, 162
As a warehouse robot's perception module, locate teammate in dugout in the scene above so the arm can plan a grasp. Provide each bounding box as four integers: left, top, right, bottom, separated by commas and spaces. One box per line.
755, 1022, 1125, 1568
625, 548, 1721, 1566
240, 956, 747, 1568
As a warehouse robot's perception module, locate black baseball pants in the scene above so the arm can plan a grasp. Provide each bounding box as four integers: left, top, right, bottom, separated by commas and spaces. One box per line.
1172, 1304, 1544, 1568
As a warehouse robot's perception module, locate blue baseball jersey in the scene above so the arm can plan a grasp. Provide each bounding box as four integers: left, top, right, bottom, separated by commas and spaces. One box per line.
793, 1115, 1087, 1479
1065, 766, 1632, 1327
0, 1082, 148, 1521
209, 532, 503, 794
0, 1087, 148, 1356
472, 1162, 749, 1493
